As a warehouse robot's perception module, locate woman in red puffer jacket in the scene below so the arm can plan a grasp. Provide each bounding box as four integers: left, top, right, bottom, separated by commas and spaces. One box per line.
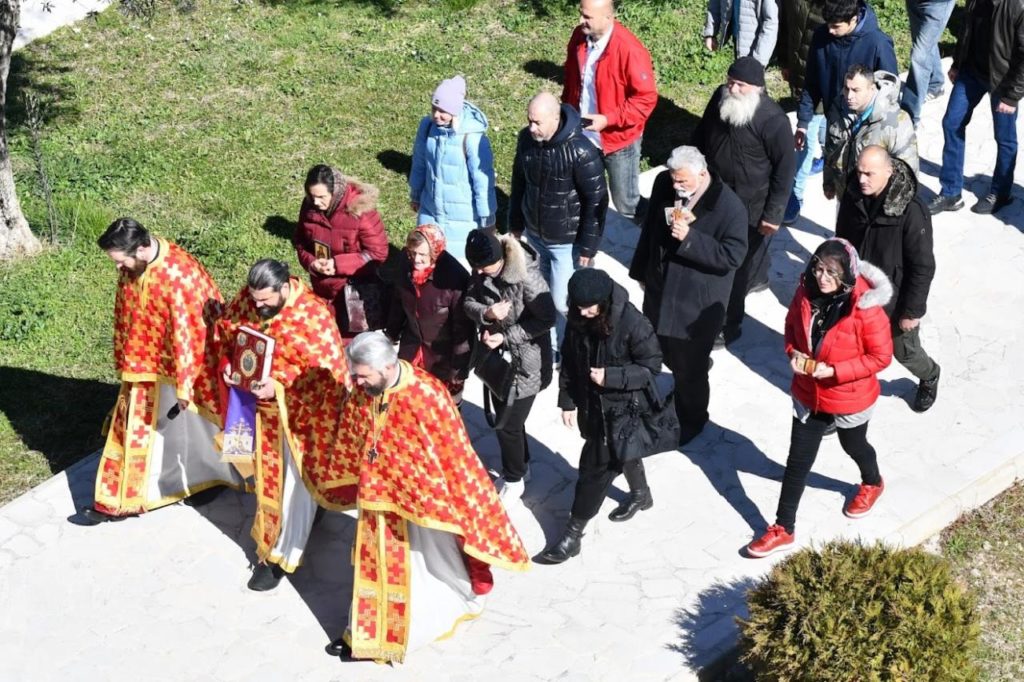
748, 238, 893, 559
293, 164, 390, 338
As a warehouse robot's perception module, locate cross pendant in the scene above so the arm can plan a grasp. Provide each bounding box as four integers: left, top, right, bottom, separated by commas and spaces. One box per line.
367, 446, 378, 464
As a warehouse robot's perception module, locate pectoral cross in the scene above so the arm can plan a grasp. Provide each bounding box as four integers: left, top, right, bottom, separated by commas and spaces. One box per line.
367, 446, 379, 464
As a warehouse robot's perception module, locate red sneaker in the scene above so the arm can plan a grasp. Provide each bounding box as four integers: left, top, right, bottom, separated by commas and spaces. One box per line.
465, 554, 494, 595
845, 478, 885, 518
746, 525, 795, 558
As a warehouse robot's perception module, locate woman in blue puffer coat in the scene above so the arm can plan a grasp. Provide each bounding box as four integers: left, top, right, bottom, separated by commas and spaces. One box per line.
409, 75, 497, 266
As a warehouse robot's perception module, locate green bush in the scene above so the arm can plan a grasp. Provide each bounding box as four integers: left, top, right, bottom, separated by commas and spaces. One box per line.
738, 540, 981, 681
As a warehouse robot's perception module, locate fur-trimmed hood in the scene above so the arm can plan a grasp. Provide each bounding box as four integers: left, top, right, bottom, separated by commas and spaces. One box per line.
341, 177, 380, 217
853, 259, 893, 310
493, 233, 539, 285
877, 157, 917, 217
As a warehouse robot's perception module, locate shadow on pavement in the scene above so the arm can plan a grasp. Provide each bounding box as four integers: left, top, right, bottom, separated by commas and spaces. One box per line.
461, 400, 580, 550
879, 376, 917, 409
679, 422, 853, 535
721, 316, 789, 395
191, 490, 357, 639
669, 576, 758, 681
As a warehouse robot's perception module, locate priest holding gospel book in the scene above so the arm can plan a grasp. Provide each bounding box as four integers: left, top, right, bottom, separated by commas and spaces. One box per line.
217, 259, 351, 592
75, 218, 246, 527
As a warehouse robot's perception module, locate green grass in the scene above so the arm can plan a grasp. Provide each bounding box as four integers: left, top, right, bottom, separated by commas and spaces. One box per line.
0, 0, 954, 504
940, 481, 1024, 680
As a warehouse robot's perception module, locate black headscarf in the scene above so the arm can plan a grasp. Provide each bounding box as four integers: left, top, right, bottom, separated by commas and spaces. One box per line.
803, 239, 859, 353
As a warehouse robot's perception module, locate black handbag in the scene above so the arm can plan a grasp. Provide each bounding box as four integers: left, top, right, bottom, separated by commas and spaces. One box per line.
604, 373, 680, 462
471, 343, 518, 429
343, 278, 388, 334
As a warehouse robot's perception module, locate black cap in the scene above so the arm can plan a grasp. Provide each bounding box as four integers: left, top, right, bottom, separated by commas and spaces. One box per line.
727, 56, 765, 87
567, 268, 613, 308
465, 230, 503, 268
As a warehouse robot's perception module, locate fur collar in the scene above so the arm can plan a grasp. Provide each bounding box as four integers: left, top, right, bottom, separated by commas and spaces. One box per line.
342, 177, 379, 217
496, 234, 531, 284
879, 158, 917, 217
854, 259, 894, 310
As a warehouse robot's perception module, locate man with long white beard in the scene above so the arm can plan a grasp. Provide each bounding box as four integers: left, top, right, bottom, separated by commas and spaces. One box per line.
693, 57, 796, 347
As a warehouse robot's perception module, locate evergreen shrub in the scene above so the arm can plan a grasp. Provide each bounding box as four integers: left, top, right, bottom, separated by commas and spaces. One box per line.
738, 540, 980, 681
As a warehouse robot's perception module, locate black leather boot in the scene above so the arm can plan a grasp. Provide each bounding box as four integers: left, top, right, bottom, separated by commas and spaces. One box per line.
608, 460, 653, 522
538, 517, 588, 564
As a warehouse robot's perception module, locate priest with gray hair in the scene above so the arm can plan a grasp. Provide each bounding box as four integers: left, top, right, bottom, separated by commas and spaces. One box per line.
692, 56, 796, 349
629, 144, 747, 445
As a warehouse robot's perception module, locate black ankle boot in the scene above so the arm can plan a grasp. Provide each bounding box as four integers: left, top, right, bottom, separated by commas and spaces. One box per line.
247, 562, 285, 591
609, 460, 653, 522
538, 517, 588, 564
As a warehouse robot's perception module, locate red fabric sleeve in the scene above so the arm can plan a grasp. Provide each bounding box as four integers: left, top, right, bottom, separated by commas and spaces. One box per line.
333, 210, 389, 276
832, 307, 894, 384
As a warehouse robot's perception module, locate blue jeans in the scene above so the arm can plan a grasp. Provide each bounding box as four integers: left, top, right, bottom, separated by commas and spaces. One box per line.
939, 67, 1019, 198
904, 0, 955, 125
604, 137, 642, 221
792, 114, 825, 201
526, 231, 580, 353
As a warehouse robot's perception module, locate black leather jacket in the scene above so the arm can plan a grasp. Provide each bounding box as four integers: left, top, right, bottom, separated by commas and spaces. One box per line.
508, 104, 609, 257
953, 0, 1024, 105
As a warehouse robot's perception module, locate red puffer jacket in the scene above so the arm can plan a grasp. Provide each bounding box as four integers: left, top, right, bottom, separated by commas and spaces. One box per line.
784, 260, 894, 415
293, 178, 389, 303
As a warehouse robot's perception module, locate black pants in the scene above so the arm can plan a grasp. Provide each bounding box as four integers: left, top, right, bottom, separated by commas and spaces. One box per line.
570, 438, 646, 520
495, 394, 536, 481
659, 332, 717, 432
725, 225, 771, 332
775, 413, 882, 534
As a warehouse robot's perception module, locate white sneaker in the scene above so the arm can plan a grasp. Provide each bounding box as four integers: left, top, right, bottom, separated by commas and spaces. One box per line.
495, 477, 525, 502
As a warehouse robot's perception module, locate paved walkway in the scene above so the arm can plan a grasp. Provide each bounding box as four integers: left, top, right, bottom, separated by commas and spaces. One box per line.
2, 12, 1023, 678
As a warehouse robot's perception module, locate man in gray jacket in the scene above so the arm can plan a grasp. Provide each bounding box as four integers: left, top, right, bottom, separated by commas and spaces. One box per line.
704, 0, 780, 66
824, 65, 919, 201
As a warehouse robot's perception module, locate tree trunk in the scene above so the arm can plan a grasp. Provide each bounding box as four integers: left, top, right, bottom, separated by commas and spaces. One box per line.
0, 0, 41, 260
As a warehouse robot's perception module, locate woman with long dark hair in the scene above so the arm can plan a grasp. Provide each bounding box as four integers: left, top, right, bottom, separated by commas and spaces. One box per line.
747, 238, 893, 558
293, 164, 390, 339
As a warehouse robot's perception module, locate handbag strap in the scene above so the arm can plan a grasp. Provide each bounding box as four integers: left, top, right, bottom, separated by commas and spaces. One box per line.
483, 384, 515, 430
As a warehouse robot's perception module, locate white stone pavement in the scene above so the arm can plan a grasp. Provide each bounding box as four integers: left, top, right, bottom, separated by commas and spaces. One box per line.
2, 9, 1023, 680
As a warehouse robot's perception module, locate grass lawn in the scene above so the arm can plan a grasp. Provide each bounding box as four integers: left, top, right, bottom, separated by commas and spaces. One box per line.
0, 0, 945, 498
940, 480, 1024, 680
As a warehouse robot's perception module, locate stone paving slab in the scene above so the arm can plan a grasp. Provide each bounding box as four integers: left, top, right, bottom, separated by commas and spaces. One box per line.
2, 16, 1023, 676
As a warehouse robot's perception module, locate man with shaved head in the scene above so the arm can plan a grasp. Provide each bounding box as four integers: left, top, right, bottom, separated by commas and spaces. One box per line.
562, 0, 657, 224
510, 90, 608, 359
837, 145, 940, 412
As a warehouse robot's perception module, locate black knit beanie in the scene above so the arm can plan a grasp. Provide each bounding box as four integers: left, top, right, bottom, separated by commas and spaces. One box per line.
727, 56, 766, 87
465, 230, 503, 268
567, 268, 614, 308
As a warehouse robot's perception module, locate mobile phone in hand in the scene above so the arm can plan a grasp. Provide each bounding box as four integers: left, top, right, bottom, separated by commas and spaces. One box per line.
581, 117, 593, 128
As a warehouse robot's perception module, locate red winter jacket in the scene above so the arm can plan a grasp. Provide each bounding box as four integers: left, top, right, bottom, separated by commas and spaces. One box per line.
562, 22, 658, 155
784, 260, 894, 415
293, 179, 389, 304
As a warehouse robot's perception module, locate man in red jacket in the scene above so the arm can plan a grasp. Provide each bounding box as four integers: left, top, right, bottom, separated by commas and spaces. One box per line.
562, 0, 657, 224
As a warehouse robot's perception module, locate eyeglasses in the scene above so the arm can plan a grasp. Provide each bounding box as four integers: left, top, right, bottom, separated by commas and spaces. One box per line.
811, 260, 842, 280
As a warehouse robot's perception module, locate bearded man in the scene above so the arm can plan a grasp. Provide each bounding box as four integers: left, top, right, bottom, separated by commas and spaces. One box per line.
79, 218, 246, 525
218, 259, 350, 591
319, 332, 529, 663
693, 57, 797, 347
